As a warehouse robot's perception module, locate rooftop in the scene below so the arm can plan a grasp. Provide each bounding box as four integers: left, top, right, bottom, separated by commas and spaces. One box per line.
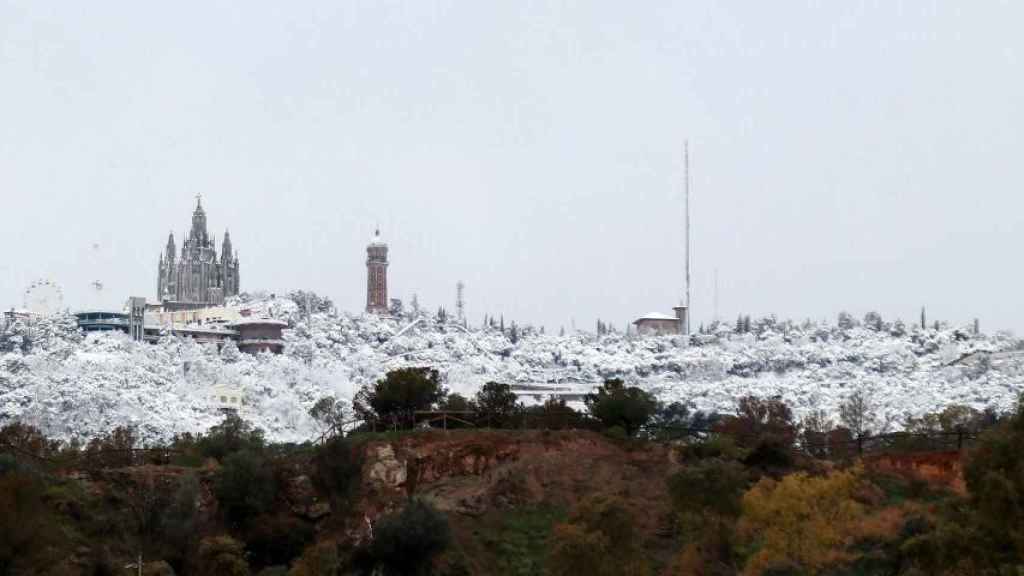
634, 312, 680, 322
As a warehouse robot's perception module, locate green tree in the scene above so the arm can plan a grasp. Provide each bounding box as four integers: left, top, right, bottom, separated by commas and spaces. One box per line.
0, 471, 55, 574
585, 379, 657, 437
475, 382, 521, 428
959, 396, 1024, 570
215, 450, 277, 525
198, 413, 266, 461
354, 368, 448, 427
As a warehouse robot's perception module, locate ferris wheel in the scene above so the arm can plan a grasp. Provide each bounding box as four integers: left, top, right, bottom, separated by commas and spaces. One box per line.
23, 279, 65, 316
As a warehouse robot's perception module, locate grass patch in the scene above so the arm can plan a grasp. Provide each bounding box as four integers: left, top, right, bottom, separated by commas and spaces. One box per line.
480, 506, 566, 576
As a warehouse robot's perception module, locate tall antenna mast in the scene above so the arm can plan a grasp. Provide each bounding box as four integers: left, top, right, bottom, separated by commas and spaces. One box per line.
684, 140, 691, 335
456, 281, 465, 324
714, 267, 719, 322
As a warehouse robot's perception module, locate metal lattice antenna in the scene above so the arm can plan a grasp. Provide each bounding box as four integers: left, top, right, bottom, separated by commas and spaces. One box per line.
684, 140, 692, 335
456, 281, 465, 323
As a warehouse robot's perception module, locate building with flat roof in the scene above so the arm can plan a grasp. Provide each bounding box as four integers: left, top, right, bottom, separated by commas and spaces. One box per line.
74, 298, 285, 354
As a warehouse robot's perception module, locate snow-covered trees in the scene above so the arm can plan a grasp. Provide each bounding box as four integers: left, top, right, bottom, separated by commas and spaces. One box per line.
0, 293, 1020, 444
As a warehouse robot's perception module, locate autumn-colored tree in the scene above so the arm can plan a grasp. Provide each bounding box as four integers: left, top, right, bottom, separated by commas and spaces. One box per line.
547, 495, 648, 576
737, 467, 866, 575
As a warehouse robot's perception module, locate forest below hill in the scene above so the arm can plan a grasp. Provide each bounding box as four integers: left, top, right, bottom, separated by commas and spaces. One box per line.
3, 372, 1024, 575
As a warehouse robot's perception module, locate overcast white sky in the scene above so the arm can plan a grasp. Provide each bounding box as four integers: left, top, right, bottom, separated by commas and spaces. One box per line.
1, 1, 1022, 333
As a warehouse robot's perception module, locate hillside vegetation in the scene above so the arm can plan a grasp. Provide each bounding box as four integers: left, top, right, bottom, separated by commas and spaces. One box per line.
1, 291, 1021, 444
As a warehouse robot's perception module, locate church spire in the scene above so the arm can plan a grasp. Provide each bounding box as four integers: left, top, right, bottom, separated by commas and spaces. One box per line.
191, 194, 208, 243
222, 229, 233, 259
166, 231, 176, 259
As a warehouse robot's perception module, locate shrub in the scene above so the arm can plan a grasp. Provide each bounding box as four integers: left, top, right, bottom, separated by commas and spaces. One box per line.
196, 535, 250, 576
584, 379, 657, 437
288, 541, 339, 576
668, 459, 748, 521
547, 495, 647, 576
246, 515, 313, 568
523, 397, 585, 430
681, 435, 742, 461
215, 450, 277, 525
353, 368, 448, 428
354, 499, 451, 576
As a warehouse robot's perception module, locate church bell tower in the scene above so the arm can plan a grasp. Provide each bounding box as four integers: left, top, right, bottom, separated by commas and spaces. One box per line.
366, 229, 389, 314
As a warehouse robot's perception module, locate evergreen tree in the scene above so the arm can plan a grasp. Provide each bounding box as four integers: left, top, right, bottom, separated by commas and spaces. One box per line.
921, 306, 926, 330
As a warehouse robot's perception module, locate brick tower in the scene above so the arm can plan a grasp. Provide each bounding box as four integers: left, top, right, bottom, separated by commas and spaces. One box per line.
366, 229, 389, 314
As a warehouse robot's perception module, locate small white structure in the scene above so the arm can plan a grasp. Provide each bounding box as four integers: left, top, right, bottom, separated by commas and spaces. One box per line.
209, 384, 246, 412
633, 306, 688, 336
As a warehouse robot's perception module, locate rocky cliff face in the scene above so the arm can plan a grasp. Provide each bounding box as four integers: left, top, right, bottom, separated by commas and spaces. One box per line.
357, 429, 682, 537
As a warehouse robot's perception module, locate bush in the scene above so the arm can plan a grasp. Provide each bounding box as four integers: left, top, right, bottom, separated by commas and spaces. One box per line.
312, 437, 363, 500
667, 459, 748, 521
523, 397, 586, 430
681, 435, 742, 461
547, 495, 648, 576
584, 379, 657, 437
197, 535, 250, 576
288, 541, 339, 576
245, 515, 313, 568
215, 450, 277, 525
354, 499, 451, 575
353, 368, 448, 428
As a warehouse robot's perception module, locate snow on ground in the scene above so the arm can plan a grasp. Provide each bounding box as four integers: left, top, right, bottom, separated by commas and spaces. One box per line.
1, 293, 1022, 444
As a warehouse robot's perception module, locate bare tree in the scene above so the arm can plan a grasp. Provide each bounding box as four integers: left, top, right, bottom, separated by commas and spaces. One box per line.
309, 396, 348, 439
839, 391, 872, 438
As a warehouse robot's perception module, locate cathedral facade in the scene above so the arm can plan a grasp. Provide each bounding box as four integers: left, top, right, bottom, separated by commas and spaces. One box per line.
157, 198, 240, 308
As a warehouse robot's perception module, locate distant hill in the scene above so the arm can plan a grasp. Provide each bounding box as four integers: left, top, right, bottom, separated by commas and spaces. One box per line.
1, 292, 1021, 443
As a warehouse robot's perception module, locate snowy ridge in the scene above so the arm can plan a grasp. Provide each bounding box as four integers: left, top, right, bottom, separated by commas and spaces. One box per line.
1, 294, 1022, 444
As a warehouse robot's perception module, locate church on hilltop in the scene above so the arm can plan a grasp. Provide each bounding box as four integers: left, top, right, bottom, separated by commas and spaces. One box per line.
157, 197, 240, 309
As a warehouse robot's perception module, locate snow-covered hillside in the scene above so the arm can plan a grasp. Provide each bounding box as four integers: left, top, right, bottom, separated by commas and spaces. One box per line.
2, 293, 1022, 444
